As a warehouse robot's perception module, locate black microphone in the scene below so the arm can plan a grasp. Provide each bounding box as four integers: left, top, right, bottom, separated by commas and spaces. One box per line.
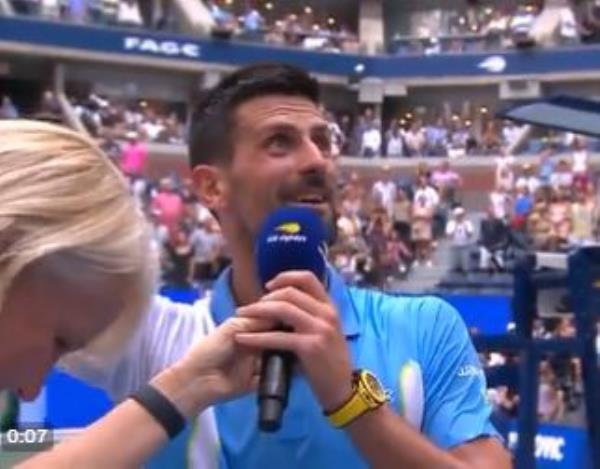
255, 206, 327, 432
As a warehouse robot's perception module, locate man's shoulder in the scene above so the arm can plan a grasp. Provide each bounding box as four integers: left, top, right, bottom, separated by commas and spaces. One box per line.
346, 287, 459, 334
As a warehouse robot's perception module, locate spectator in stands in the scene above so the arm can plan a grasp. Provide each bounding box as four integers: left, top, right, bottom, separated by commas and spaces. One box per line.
501, 120, 522, 149
571, 136, 589, 188
538, 360, 565, 422
479, 207, 509, 273
35, 90, 62, 122
548, 189, 572, 250
489, 185, 511, 221
508, 3, 538, 48
512, 185, 533, 229
391, 188, 412, 243
424, 117, 448, 156
189, 217, 225, 290
0, 96, 18, 119
526, 188, 548, 248
516, 163, 541, 195
163, 226, 195, 289
340, 171, 365, 217
537, 148, 555, 187
372, 166, 397, 219
117, 0, 143, 27
385, 119, 404, 157
151, 177, 185, 237
550, 159, 574, 191
336, 200, 364, 251
120, 130, 147, 178
481, 120, 502, 154
412, 175, 438, 267
325, 111, 345, 157
431, 160, 462, 206
241, 3, 265, 41
495, 153, 515, 192
570, 188, 595, 246
403, 120, 426, 157
360, 119, 382, 157
446, 206, 474, 274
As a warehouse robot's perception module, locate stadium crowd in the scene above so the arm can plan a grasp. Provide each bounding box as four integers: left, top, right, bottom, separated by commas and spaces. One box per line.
71, 93, 187, 144
390, 0, 600, 55
7, 0, 600, 56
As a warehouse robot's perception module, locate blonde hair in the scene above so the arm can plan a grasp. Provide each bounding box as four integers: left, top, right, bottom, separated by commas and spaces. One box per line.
0, 120, 158, 363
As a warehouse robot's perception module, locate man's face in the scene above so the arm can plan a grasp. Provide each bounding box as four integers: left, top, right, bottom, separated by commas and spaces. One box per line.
217, 95, 337, 243
0, 258, 123, 400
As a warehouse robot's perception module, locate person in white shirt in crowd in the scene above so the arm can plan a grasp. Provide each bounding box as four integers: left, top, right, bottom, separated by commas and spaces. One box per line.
509, 3, 538, 47
515, 163, 541, 195
412, 175, 439, 267
0, 96, 19, 119
550, 159, 574, 192
371, 165, 397, 219
324, 111, 345, 157
446, 207, 474, 274
336, 199, 364, 251
189, 218, 226, 289
117, 0, 143, 27
495, 152, 515, 192
571, 136, 589, 187
385, 119, 404, 158
489, 185, 511, 221
501, 120, 523, 149
360, 120, 382, 157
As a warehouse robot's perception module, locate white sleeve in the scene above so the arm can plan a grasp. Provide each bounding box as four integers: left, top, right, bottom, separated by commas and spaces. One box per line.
60, 295, 213, 402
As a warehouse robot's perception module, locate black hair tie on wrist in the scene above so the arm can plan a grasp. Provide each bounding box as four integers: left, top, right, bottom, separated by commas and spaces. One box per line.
130, 384, 186, 439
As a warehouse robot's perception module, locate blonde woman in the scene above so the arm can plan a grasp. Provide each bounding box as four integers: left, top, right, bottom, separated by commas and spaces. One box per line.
0, 120, 268, 468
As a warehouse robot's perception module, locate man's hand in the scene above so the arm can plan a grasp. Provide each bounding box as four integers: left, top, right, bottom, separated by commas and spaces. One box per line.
235, 271, 354, 411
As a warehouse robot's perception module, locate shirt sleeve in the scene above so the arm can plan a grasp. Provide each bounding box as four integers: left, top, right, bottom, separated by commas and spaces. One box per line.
416, 297, 500, 450
59, 296, 211, 402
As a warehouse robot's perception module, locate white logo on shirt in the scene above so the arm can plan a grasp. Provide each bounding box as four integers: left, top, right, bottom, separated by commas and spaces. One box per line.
457, 365, 484, 377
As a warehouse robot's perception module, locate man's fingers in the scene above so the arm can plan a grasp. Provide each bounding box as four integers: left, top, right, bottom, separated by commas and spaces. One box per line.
266, 270, 329, 302
234, 331, 303, 353
223, 316, 275, 334
237, 301, 319, 332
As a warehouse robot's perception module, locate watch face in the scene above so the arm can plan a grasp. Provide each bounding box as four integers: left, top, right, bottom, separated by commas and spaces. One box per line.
362, 371, 387, 403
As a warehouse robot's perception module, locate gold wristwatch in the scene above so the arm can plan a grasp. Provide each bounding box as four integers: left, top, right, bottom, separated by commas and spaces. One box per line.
324, 370, 388, 428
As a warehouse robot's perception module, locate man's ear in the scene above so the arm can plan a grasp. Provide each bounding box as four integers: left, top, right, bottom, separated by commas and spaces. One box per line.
191, 165, 229, 211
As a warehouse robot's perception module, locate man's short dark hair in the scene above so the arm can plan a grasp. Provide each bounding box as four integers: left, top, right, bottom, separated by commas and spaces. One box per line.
188, 63, 320, 169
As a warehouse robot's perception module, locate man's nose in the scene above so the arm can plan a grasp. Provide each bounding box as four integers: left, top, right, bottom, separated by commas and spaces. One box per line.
299, 138, 329, 173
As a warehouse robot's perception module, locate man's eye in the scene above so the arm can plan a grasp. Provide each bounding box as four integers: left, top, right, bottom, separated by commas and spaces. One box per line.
267, 134, 293, 151
314, 134, 332, 153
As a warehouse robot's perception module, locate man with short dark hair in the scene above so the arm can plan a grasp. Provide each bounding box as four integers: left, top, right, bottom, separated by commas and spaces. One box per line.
70, 63, 511, 468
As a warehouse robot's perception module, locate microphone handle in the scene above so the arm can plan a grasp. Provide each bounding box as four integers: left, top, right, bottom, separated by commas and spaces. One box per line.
258, 349, 295, 432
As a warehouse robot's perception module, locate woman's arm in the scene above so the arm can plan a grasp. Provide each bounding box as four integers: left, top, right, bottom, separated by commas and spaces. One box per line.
18, 316, 268, 468
17, 366, 207, 469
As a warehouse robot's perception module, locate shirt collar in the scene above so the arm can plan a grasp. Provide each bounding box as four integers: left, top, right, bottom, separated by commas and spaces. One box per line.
209, 265, 360, 339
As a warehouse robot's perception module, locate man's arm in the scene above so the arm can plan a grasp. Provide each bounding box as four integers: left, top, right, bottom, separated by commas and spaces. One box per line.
236, 273, 512, 469
345, 405, 509, 469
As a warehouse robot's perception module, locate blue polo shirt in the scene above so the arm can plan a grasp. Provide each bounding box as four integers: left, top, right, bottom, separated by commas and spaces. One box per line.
209, 267, 499, 468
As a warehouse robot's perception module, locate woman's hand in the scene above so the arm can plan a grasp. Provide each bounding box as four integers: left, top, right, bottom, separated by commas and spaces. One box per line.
152, 316, 273, 417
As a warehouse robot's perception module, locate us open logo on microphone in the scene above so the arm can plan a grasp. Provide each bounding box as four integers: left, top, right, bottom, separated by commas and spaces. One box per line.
267, 222, 308, 243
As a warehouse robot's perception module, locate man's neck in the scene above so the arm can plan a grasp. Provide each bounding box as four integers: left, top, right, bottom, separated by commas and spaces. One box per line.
229, 249, 263, 307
